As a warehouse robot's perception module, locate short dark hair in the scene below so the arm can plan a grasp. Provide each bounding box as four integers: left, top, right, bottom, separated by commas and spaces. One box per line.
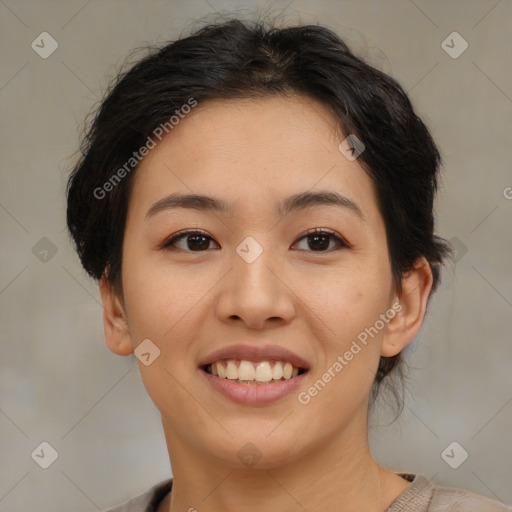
66, 17, 451, 404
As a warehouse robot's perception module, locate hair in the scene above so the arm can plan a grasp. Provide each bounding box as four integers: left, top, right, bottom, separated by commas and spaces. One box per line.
66, 16, 452, 407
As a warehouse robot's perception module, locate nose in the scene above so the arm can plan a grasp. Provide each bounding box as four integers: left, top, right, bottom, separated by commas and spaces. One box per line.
214, 240, 296, 330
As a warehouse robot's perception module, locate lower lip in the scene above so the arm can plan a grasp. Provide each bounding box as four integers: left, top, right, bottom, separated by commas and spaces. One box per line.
199, 368, 307, 405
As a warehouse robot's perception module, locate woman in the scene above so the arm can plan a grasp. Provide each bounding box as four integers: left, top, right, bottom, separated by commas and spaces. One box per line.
66, 17, 508, 512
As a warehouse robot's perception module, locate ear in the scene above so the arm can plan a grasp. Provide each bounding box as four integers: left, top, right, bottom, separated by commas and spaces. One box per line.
99, 273, 134, 356
380, 257, 433, 357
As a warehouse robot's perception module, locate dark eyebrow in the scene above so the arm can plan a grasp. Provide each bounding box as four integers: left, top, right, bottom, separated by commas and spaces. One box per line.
145, 190, 364, 220
146, 193, 229, 219
278, 191, 364, 220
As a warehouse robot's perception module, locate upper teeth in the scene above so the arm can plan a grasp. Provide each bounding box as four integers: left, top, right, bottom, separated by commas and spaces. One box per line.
209, 360, 300, 382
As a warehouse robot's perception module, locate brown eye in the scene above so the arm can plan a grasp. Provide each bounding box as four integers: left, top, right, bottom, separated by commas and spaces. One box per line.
293, 229, 350, 252
162, 230, 219, 251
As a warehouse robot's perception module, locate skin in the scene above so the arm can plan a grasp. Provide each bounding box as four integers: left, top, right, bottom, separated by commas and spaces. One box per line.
100, 95, 433, 512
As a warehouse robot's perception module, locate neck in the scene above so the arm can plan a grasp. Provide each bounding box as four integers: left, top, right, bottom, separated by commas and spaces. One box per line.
160, 413, 409, 512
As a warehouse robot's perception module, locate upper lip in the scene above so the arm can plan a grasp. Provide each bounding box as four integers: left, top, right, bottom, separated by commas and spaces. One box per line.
199, 344, 310, 370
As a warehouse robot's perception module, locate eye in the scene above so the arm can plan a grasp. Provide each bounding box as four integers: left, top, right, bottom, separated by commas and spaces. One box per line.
161, 228, 350, 253
292, 228, 350, 252
161, 230, 219, 252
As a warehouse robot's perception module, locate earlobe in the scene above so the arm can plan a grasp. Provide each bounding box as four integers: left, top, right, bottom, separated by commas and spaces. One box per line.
380, 258, 433, 357
99, 274, 134, 356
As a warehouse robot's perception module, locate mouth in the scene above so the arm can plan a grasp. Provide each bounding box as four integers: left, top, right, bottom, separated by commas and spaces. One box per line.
202, 360, 307, 385
198, 344, 310, 404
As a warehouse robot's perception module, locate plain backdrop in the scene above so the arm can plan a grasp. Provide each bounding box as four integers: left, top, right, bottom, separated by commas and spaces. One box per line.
1, 1, 511, 510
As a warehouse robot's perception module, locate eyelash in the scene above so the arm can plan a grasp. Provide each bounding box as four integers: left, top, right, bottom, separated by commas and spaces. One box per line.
160, 228, 351, 253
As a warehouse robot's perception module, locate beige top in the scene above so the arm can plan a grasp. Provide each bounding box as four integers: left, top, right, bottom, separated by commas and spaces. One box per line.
105, 474, 510, 511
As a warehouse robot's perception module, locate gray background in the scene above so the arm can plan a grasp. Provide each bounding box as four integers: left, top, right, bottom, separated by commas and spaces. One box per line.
1, 1, 511, 510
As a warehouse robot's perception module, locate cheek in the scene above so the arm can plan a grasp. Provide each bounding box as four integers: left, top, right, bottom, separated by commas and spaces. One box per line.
121, 248, 205, 342
294, 259, 391, 394
293, 257, 392, 338
295, 280, 390, 427
120, 255, 208, 419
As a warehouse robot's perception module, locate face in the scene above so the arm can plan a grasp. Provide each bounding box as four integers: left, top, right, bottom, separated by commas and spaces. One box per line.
105, 95, 407, 470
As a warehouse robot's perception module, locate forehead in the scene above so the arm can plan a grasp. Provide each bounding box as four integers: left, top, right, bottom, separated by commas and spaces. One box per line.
128, 95, 379, 222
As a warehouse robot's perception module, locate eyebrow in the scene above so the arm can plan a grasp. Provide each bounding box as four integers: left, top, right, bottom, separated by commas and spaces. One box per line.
145, 190, 364, 221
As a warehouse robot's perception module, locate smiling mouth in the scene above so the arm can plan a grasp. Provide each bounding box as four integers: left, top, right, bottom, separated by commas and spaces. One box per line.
203, 360, 307, 385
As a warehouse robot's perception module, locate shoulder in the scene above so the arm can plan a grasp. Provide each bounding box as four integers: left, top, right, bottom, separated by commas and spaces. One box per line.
104, 479, 172, 512
386, 474, 509, 512
429, 483, 510, 511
